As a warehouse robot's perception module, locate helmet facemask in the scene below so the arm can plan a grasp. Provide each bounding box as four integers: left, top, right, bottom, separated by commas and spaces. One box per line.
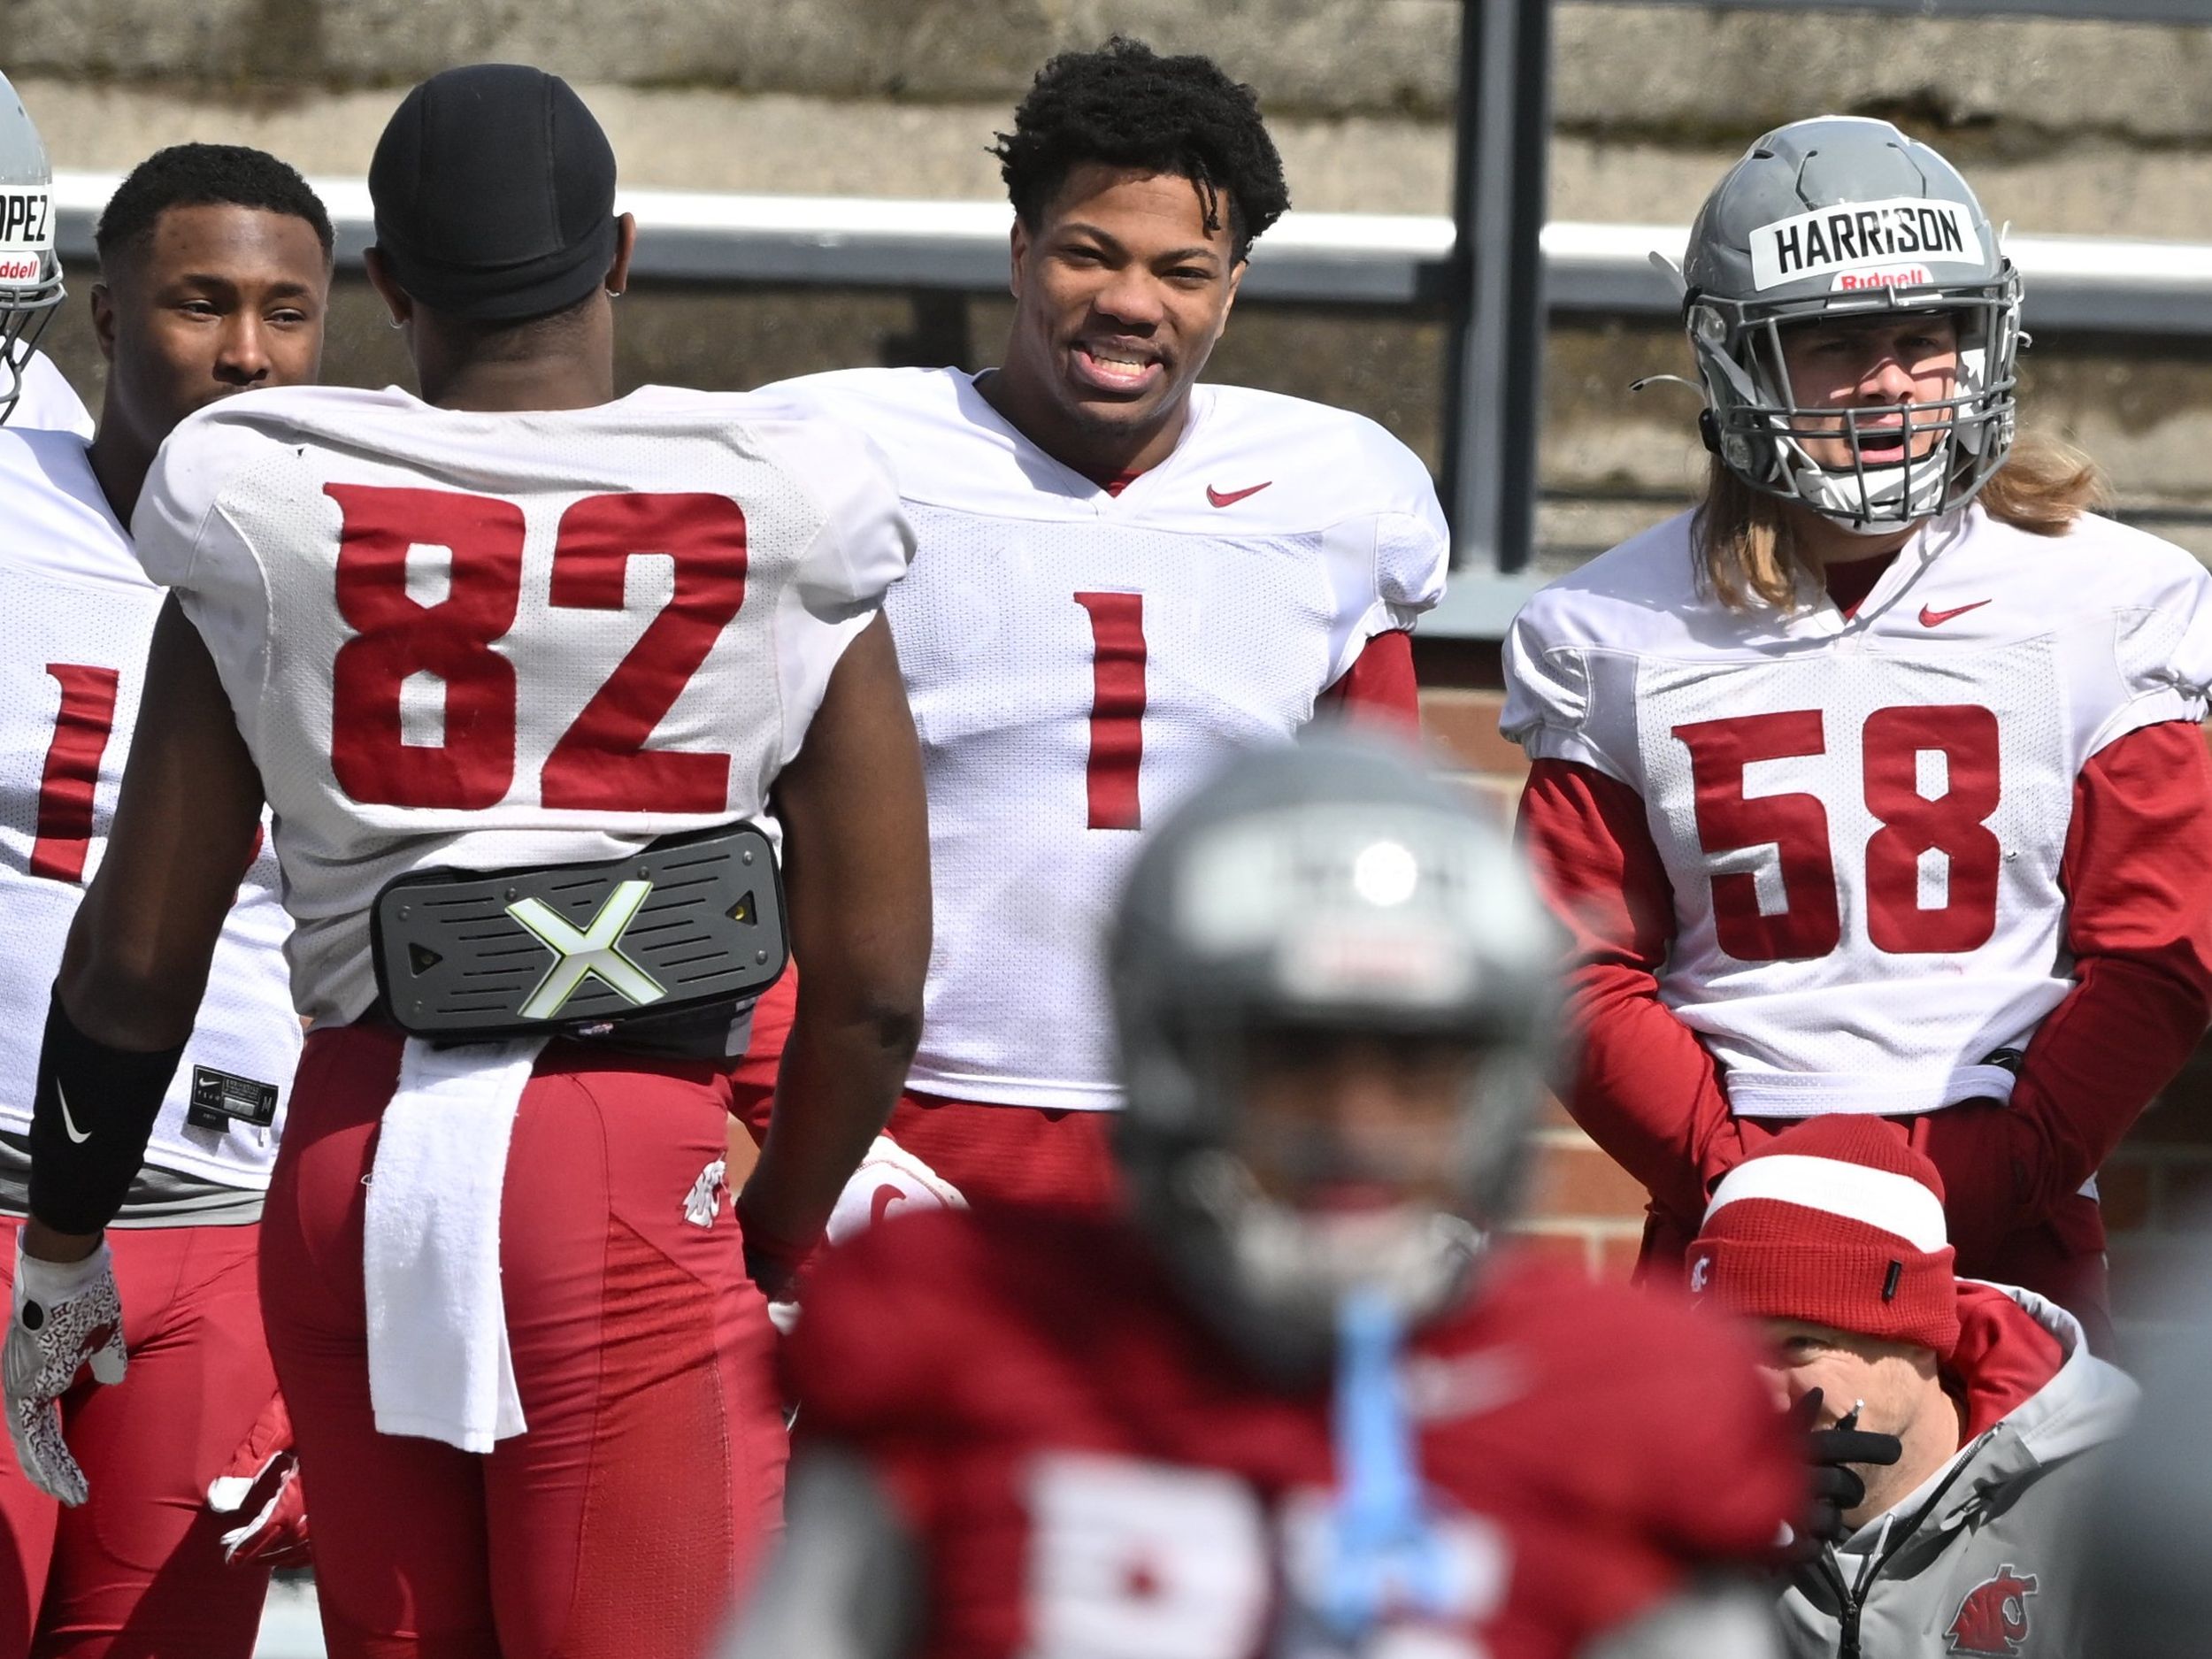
1691, 277, 2021, 533
0, 268, 63, 425
1146, 1019, 1536, 1338
1110, 780, 1560, 1381
1678, 118, 2023, 536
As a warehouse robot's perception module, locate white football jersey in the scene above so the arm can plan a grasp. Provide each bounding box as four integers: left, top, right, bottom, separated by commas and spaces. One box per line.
0, 428, 298, 1187
7, 349, 93, 439
134, 384, 912, 1025
753, 368, 1451, 1110
1503, 503, 2212, 1118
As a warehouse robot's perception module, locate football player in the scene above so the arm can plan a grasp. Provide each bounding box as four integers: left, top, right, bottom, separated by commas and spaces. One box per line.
1502, 116, 2212, 1349
5, 65, 929, 1659
737, 38, 1448, 1218
730, 737, 1803, 1659
0, 119, 332, 1659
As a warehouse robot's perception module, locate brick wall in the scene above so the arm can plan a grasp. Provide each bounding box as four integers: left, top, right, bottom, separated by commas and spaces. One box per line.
1417, 681, 2212, 1328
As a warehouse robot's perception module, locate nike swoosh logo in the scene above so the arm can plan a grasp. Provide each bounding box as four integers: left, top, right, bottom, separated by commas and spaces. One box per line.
1919, 600, 1993, 627
1206, 481, 1272, 509
56, 1081, 89, 1145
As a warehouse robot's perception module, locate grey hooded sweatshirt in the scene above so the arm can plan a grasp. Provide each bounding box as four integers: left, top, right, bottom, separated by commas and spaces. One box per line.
1776, 1282, 2137, 1659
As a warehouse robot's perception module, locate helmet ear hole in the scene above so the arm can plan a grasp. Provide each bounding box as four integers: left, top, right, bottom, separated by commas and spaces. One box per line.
1697, 408, 1724, 458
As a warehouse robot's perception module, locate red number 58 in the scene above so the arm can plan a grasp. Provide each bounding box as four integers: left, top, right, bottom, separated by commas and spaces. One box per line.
1672, 705, 2002, 961
327, 484, 748, 814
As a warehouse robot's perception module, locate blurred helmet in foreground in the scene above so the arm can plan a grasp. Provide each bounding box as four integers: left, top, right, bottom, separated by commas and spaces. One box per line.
1109, 733, 1561, 1374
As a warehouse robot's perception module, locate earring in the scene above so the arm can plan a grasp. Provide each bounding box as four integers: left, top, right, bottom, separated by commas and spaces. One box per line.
387, 316, 404, 331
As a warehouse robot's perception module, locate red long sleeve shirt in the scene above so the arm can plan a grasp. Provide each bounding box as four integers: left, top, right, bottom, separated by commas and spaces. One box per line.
1318, 628, 1421, 730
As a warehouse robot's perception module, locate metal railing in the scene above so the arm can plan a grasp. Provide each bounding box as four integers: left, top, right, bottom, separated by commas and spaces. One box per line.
53, 173, 2212, 330
52, 168, 2212, 638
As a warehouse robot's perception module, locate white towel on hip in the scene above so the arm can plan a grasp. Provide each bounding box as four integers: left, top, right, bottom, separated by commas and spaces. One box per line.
364, 1033, 547, 1452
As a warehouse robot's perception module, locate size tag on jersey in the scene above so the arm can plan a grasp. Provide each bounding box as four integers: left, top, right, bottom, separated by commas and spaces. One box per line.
187, 1066, 280, 1131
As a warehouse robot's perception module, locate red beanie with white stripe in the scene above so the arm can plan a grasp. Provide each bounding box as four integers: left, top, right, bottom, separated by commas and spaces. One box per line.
1686, 1118, 1961, 1356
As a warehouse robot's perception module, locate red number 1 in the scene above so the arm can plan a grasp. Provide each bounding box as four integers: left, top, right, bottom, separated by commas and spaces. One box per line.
30, 664, 119, 885
1075, 592, 1146, 831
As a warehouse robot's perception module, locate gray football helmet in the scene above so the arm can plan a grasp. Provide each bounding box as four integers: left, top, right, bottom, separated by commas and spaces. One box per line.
0, 73, 62, 426
1681, 116, 2020, 530
1108, 733, 1561, 1376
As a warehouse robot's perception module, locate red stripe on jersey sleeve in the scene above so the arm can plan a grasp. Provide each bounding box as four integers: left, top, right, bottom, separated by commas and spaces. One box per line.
1317, 630, 1420, 732
1516, 757, 1745, 1225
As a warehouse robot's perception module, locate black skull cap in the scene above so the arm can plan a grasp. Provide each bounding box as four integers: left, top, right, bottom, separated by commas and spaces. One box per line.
369, 64, 618, 322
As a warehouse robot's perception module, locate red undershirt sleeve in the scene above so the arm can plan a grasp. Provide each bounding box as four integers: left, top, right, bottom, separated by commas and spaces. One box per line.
1317, 630, 1421, 732
1923, 719, 2212, 1247
1516, 757, 1747, 1224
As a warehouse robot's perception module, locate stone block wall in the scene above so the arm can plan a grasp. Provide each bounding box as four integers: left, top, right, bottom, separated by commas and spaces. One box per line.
19, 3, 2212, 562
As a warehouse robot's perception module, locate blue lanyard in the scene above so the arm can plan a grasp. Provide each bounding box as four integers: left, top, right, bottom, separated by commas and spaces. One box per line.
1317, 1290, 1458, 1640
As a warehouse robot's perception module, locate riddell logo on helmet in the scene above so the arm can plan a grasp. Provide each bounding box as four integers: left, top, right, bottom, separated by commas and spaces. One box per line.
1833, 266, 1935, 292
0, 255, 40, 283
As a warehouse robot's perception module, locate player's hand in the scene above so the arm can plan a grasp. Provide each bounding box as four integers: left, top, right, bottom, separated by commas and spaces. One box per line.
825, 1133, 966, 1246
3, 1234, 125, 1506
206, 1389, 310, 1568
1787, 1387, 1901, 1557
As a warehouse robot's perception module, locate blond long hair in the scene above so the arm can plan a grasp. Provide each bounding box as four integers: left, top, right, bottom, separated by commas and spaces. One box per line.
1691, 434, 2111, 611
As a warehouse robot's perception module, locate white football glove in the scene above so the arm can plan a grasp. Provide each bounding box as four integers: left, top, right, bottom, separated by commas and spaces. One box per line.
206, 1390, 310, 1568
825, 1134, 966, 1245
4, 1235, 125, 1506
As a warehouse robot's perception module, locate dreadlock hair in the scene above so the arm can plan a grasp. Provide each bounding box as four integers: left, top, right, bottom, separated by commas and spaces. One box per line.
993, 37, 1291, 262
96, 143, 334, 276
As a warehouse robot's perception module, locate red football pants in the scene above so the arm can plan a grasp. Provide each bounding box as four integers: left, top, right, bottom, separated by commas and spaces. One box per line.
261, 1025, 787, 1659
0, 1218, 276, 1659
729, 972, 1121, 1213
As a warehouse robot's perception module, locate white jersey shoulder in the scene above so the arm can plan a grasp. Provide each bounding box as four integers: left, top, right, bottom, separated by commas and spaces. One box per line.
140, 383, 913, 1024
0, 428, 297, 1189
7, 350, 94, 440
758, 367, 1448, 1110
1502, 502, 2212, 1120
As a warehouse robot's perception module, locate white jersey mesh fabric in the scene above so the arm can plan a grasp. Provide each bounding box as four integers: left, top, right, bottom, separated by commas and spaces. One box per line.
1503, 503, 2212, 1117
134, 384, 913, 1025
751, 368, 1451, 1110
7, 350, 92, 440
0, 428, 297, 1187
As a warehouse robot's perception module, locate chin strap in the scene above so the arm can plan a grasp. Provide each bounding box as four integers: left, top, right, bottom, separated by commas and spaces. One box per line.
1317, 1289, 1458, 1640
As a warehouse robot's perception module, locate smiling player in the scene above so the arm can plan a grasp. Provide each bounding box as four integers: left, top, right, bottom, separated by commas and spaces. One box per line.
0, 134, 331, 1658
1502, 116, 2212, 1346
744, 38, 1448, 1217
